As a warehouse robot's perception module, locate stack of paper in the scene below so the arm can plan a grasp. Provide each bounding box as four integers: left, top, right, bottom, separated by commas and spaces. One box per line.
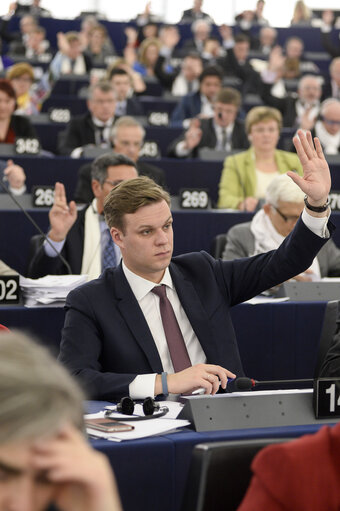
85, 401, 190, 442
20, 274, 87, 307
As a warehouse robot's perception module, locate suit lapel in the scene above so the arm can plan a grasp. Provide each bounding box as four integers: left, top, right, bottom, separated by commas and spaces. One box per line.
112, 266, 164, 373
170, 263, 216, 362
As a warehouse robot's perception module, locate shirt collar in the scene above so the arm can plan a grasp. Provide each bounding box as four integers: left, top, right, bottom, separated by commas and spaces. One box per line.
122, 261, 173, 301
92, 116, 114, 128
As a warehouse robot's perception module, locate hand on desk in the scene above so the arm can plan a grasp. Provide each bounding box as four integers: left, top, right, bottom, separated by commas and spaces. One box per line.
156, 363, 236, 396
32, 423, 122, 511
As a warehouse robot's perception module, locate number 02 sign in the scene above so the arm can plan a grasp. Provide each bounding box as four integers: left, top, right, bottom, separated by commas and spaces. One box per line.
0, 276, 20, 305
313, 378, 340, 418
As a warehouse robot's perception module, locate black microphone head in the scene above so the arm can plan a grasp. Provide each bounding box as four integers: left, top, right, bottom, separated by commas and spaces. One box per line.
234, 377, 256, 391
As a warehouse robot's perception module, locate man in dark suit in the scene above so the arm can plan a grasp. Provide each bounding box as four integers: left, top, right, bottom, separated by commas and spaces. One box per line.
58, 81, 116, 157
27, 153, 138, 280
59, 131, 333, 401
261, 72, 322, 128
108, 68, 143, 117
74, 116, 166, 203
171, 65, 223, 127
168, 87, 248, 158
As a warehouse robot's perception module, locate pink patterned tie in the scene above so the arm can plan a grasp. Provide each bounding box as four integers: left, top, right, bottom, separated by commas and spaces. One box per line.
152, 285, 192, 372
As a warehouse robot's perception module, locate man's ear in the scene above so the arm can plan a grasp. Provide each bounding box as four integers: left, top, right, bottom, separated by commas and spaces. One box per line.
263, 203, 271, 215
91, 179, 101, 198
111, 227, 124, 247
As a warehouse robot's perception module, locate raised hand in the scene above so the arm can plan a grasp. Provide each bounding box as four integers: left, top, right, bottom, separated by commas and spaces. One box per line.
49, 182, 77, 242
4, 159, 26, 189
288, 130, 331, 208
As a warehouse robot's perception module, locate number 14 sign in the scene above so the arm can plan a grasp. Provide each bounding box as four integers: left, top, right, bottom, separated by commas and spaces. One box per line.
314, 378, 340, 418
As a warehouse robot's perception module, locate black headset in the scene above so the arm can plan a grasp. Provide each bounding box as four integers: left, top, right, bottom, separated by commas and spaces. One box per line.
104, 396, 169, 421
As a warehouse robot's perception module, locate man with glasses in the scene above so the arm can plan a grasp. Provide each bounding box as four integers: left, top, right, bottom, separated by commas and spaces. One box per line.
311, 99, 340, 155
28, 153, 138, 279
222, 173, 340, 280
58, 82, 117, 157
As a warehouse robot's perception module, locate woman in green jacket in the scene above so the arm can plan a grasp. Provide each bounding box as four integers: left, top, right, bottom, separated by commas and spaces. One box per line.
218, 106, 303, 210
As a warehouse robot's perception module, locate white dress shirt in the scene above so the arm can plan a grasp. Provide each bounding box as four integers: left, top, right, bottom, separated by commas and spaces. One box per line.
123, 262, 206, 399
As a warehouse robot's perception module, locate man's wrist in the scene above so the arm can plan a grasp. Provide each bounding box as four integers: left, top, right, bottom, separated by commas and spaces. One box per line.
304, 195, 330, 217
48, 229, 67, 242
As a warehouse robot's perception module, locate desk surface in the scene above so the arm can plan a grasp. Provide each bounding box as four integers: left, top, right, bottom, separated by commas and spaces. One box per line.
87, 400, 336, 511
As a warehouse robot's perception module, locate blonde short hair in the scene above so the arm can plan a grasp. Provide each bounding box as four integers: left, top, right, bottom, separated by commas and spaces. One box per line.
7, 62, 34, 82
245, 106, 282, 134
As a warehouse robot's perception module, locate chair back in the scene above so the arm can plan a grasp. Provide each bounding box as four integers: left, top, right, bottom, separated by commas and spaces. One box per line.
210, 233, 228, 258
315, 300, 340, 377
181, 437, 288, 511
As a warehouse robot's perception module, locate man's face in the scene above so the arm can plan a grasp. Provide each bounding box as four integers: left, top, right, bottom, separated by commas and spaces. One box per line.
233, 41, 249, 62
298, 78, 321, 104
111, 75, 131, 102
286, 39, 303, 59
214, 102, 238, 127
265, 200, 303, 237
88, 88, 116, 122
330, 61, 340, 87
68, 40, 82, 60
182, 57, 203, 81
92, 164, 138, 213
0, 440, 55, 511
113, 126, 143, 162
20, 17, 35, 35
112, 200, 173, 283
194, 23, 210, 41
321, 104, 340, 135
260, 28, 275, 47
200, 76, 221, 101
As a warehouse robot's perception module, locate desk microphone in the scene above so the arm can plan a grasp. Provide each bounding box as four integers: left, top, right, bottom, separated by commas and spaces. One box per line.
234, 376, 314, 391
0, 178, 72, 275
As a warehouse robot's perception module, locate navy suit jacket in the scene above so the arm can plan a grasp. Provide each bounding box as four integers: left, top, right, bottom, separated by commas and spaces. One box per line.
170, 91, 202, 126
59, 218, 332, 401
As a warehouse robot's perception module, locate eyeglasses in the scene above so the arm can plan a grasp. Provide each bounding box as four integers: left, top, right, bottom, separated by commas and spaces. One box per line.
271, 205, 300, 223
321, 116, 340, 126
104, 179, 124, 188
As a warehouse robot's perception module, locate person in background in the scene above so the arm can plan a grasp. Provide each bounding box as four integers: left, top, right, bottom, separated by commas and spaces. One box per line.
0, 159, 26, 195
84, 24, 115, 67
58, 81, 116, 157
291, 0, 313, 26
131, 37, 161, 77
28, 153, 138, 280
218, 106, 303, 211
171, 65, 222, 127
74, 116, 166, 203
168, 87, 248, 158
180, 0, 214, 24
49, 31, 92, 81
7, 62, 39, 115
155, 51, 203, 96
222, 173, 340, 280
0, 79, 38, 144
0, 14, 37, 55
323, 57, 340, 100
261, 58, 323, 128
108, 68, 143, 117
108, 57, 146, 94
25, 25, 50, 59
0, 330, 122, 511
284, 36, 319, 75
181, 19, 211, 55
235, 0, 269, 29
298, 98, 340, 154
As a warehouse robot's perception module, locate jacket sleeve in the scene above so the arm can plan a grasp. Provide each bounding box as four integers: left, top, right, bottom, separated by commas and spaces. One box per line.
217, 154, 246, 209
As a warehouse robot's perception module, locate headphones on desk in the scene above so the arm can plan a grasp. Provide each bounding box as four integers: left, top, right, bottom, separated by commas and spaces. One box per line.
104, 396, 169, 421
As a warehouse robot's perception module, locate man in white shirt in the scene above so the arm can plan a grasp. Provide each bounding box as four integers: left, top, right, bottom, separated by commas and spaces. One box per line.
27, 153, 138, 280
59, 131, 333, 401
